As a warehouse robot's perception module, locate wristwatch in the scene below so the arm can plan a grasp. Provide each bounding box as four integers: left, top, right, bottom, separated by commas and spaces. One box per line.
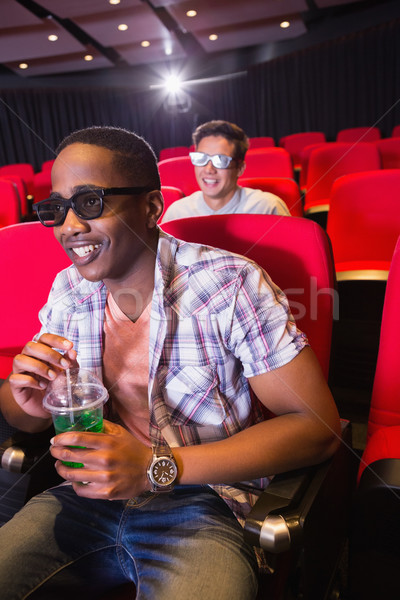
147, 445, 178, 492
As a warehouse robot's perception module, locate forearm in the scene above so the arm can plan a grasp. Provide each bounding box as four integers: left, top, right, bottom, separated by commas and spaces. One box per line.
173, 412, 341, 486
0, 379, 52, 433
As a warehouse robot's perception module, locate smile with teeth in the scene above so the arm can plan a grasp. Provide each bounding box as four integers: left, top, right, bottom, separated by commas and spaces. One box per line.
72, 244, 100, 257
204, 178, 218, 184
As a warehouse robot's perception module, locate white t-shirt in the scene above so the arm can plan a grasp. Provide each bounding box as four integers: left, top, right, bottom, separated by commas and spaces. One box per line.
161, 186, 291, 223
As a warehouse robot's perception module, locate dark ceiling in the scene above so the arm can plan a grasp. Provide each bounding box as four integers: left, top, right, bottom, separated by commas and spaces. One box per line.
0, 0, 398, 86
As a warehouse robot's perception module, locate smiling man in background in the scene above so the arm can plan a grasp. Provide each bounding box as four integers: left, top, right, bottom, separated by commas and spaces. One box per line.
161, 120, 290, 222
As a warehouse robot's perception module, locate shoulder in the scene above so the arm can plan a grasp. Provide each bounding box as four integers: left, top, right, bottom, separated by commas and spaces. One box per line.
46, 265, 104, 306
162, 191, 203, 222
239, 187, 290, 216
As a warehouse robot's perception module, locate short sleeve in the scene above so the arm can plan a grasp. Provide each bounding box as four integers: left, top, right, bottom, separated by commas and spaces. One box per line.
227, 262, 308, 378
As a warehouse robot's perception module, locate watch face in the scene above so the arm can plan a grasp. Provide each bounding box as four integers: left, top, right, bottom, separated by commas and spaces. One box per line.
153, 458, 177, 486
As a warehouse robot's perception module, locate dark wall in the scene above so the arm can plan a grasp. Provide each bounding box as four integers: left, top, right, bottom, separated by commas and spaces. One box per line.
0, 18, 399, 170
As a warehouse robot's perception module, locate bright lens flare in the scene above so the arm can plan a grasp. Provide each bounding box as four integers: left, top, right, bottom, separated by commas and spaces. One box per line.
165, 75, 181, 93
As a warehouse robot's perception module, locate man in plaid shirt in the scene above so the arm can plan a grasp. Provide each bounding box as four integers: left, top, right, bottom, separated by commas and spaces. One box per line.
0, 126, 340, 600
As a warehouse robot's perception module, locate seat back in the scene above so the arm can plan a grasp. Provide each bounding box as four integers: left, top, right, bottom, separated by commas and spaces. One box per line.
243, 148, 293, 178
159, 146, 190, 162
0, 180, 21, 227
298, 142, 328, 190
326, 170, 400, 280
0, 222, 71, 378
237, 176, 303, 217
161, 214, 335, 379
33, 170, 52, 203
158, 156, 199, 197
374, 138, 400, 169
336, 126, 381, 143
159, 186, 184, 220
0, 163, 35, 197
41, 159, 55, 171
248, 136, 275, 149
0, 175, 28, 216
280, 132, 327, 169
349, 236, 400, 600
392, 125, 400, 138
304, 142, 381, 211
367, 236, 400, 438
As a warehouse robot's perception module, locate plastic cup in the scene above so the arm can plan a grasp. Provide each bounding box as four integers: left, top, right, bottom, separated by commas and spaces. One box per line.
43, 368, 108, 468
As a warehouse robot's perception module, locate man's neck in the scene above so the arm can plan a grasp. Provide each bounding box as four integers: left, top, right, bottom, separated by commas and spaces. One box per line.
105, 238, 158, 322
203, 187, 238, 212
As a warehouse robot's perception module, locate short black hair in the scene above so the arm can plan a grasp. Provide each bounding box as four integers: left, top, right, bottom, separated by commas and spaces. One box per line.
56, 126, 161, 190
192, 120, 249, 161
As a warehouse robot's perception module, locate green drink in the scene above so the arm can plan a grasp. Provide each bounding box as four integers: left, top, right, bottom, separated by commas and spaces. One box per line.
43, 368, 108, 469
52, 408, 104, 468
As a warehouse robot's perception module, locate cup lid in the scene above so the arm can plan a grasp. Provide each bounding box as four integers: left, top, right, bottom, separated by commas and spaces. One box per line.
43, 368, 108, 413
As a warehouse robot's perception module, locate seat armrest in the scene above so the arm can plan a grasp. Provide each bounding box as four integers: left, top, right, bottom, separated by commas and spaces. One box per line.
244, 461, 329, 552
0, 427, 54, 473
244, 420, 354, 553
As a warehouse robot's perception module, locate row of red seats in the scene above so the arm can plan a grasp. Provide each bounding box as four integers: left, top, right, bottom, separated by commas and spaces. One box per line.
158, 140, 400, 222
159, 125, 400, 162
0, 160, 55, 227
161, 169, 400, 286
159, 136, 276, 161
1, 124, 400, 228
303, 139, 400, 217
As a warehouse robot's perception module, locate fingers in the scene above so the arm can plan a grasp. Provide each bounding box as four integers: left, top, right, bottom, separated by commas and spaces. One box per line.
51, 430, 110, 451
49, 425, 151, 500
36, 334, 73, 353
12, 335, 76, 383
9, 371, 49, 391
50, 421, 125, 450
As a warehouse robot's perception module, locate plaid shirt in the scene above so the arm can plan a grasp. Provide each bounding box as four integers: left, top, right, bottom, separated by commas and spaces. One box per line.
37, 229, 307, 523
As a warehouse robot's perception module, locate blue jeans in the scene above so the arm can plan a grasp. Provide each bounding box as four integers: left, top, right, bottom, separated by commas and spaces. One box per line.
0, 484, 258, 600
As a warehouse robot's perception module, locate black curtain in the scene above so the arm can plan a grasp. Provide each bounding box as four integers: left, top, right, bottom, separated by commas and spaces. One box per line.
246, 19, 400, 142
0, 18, 399, 170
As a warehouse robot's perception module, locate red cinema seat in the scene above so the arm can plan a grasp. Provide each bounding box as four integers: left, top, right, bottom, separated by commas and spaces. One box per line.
0, 179, 21, 227
0, 163, 35, 197
374, 137, 400, 169
303, 142, 381, 220
244, 148, 293, 178
41, 159, 55, 171
298, 142, 329, 191
33, 169, 52, 203
0, 222, 71, 378
349, 236, 400, 599
238, 176, 303, 217
391, 124, 400, 138
279, 132, 326, 170
159, 185, 184, 221
336, 126, 381, 143
159, 146, 190, 162
158, 156, 199, 197
0, 175, 28, 217
162, 213, 335, 378
248, 136, 275, 149
326, 170, 400, 281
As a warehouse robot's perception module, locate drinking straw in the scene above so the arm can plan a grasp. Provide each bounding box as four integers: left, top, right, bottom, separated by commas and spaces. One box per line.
66, 368, 75, 424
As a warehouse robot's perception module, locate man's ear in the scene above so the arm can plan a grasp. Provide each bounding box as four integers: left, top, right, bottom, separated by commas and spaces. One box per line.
237, 160, 246, 178
145, 190, 164, 228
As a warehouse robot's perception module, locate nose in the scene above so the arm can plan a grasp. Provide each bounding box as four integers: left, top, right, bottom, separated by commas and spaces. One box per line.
204, 159, 217, 172
59, 206, 89, 235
